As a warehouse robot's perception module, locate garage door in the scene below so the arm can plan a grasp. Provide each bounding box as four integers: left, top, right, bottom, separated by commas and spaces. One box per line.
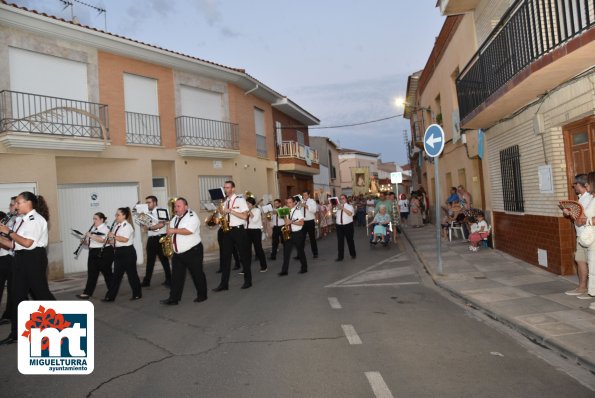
58, 183, 144, 274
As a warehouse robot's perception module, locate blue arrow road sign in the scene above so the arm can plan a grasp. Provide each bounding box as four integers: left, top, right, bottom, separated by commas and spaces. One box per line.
423, 124, 445, 158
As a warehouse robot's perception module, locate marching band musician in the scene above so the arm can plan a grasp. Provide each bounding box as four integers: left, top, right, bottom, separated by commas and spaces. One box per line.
0, 192, 55, 346
269, 199, 283, 260
278, 196, 308, 276
335, 194, 357, 262
141, 196, 172, 287
161, 198, 206, 305
246, 197, 268, 273
301, 190, 319, 258
213, 180, 252, 292
102, 207, 142, 302
76, 212, 113, 300
0, 197, 17, 325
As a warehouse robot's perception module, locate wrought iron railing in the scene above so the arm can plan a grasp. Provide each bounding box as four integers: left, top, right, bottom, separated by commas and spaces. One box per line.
0, 90, 109, 139
175, 116, 239, 150
277, 141, 319, 165
457, 0, 595, 121
125, 111, 161, 145
256, 134, 268, 158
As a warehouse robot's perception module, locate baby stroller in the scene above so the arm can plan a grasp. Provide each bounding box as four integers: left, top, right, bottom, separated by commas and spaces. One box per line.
367, 222, 392, 247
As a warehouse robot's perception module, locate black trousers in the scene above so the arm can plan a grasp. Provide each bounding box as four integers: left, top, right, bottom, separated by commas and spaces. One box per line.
247, 229, 267, 270
106, 246, 141, 300
143, 235, 172, 284
0, 254, 13, 319
336, 223, 356, 259
10, 247, 55, 336
271, 226, 283, 257
219, 226, 251, 288
282, 230, 307, 273
218, 228, 241, 271
302, 220, 318, 256
169, 243, 206, 301
83, 248, 113, 296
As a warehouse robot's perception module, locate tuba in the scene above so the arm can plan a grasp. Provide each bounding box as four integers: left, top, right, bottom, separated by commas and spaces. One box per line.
159, 197, 177, 257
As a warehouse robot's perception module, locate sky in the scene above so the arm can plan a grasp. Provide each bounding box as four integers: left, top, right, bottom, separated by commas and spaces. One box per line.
11, 0, 445, 165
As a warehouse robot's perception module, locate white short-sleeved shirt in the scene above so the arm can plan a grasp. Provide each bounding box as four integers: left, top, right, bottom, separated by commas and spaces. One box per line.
172, 209, 200, 253
14, 209, 48, 251
147, 207, 167, 237
248, 208, 263, 229
114, 221, 134, 248
89, 223, 110, 249
336, 203, 354, 225
289, 206, 304, 232
398, 199, 409, 213
225, 194, 249, 227
303, 198, 317, 221
576, 193, 594, 236
470, 220, 488, 234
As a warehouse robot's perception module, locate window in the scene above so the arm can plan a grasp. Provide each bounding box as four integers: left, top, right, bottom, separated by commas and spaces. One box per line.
275, 121, 283, 145
152, 178, 166, 188
500, 145, 524, 212
179, 85, 223, 121
124, 73, 161, 145
198, 175, 231, 208
254, 108, 266, 157
296, 131, 305, 145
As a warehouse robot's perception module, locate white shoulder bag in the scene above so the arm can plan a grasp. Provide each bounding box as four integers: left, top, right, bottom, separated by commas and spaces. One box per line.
578, 196, 595, 247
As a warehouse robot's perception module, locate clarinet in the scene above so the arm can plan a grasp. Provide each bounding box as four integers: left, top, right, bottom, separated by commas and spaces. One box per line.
99, 220, 117, 258
0, 211, 17, 238
74, 223, 95, 258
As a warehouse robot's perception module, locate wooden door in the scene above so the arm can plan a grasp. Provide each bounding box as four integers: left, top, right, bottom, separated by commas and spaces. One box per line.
564, 117, 595, 198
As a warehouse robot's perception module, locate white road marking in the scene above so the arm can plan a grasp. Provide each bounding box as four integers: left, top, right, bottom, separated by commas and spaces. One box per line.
328, 297, 342, 309
330, 282, 419, 288
341, 324, 362, 345
365, 371, 394, 398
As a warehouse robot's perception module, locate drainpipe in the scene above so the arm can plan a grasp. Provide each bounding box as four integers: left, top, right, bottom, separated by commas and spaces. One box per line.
244, 85, 259, 95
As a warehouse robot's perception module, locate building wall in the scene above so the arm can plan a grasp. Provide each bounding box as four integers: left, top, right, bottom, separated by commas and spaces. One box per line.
473, 0, 514, 46
485, 69, 595, 274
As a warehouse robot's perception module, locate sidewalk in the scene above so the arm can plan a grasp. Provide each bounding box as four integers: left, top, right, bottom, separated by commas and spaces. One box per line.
402, 224, 595, 374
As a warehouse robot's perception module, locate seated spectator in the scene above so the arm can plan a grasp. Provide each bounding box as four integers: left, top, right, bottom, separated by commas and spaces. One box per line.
446, 187, 459, 205
440, 200, 462, 239
408, 193, 424, 227
468, 212, 489, 252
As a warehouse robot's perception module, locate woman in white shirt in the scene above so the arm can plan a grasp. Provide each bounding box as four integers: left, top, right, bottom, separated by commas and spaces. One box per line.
468, 212, 489, 252
77, 212, 113, 299
103, 207, 142, 302
246, 197, 268, 272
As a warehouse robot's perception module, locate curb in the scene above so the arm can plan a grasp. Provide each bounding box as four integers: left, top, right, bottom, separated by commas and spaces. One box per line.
401, 227, 595, 375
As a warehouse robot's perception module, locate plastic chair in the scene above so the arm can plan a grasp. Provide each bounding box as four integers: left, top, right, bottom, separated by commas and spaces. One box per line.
449, 221, 465, 241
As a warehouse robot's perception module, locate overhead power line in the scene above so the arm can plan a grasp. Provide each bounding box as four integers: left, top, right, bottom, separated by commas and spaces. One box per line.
284, 114, 403, 130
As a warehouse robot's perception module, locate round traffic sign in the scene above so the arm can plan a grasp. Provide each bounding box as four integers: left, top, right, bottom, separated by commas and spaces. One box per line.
423, 124, 445, 158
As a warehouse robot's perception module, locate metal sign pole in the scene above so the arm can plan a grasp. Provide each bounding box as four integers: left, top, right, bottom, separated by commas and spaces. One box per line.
434, 157, 443, 274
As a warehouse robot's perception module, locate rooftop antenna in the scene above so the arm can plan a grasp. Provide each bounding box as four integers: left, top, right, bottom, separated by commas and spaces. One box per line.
58, 0, 107, 30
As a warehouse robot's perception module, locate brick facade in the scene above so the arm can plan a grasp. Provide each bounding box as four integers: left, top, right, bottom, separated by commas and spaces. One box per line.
493, 212, 575, 275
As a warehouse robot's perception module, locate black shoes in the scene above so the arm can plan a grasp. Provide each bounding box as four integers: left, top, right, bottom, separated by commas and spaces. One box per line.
232, 265, 241, 270
0, 334, 17, 346
141, 281, 150, 287
313, 254, 318, 258
162, 281, 171, 287
293, 256, 300, 260
269, 255, 276, 260
278, 272, 288, 276
212, 286, 229, 292
298, 269, 308, 274
101, 297, 114, 302
260, 267, 268, 273
194, 297, 207, 303
76, 293, 90, 299
334, 258, 343, 262
351, 255, 357, 259
241, 283, 252, 289
216, 269, 222, 274
160, 298, 179, 305
130, 295, 142, 301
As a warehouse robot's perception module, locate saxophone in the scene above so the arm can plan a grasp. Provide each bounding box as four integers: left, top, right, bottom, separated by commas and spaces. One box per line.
219, 203, 231, 233
281, 223, 291, 241
159, 198, 177, 257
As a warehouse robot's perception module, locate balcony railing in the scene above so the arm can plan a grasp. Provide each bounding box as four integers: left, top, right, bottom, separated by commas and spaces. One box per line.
277, 141, 319, 165
175, 116, 239, 149
126, 111, 161, 145
457, 0, 595, 121
0, 90, 108, 139
256, 134, 267, 158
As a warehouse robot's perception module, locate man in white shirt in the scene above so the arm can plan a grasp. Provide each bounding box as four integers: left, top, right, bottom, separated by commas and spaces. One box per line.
279, 196, 307, 276
335, 194, 356, 261
161, 198, 206, 305
300, 190, 318, 258
141, 196, 172, 287
563, 174, 591, 296
269, 199, 284, 260
213, 180, 252, 291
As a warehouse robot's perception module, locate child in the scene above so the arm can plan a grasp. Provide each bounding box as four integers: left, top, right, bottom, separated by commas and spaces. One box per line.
468, 212, 489, 252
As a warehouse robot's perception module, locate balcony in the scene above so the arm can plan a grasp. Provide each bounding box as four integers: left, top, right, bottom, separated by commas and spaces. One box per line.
176, 116, 239, 158
277, 140, 320, 175
0, 90, 109, 151
126, 111, 161, 146
457, 0, 595, 128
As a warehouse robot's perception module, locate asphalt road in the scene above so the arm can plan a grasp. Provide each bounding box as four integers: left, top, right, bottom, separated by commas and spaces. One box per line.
0, 227, 593, 397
